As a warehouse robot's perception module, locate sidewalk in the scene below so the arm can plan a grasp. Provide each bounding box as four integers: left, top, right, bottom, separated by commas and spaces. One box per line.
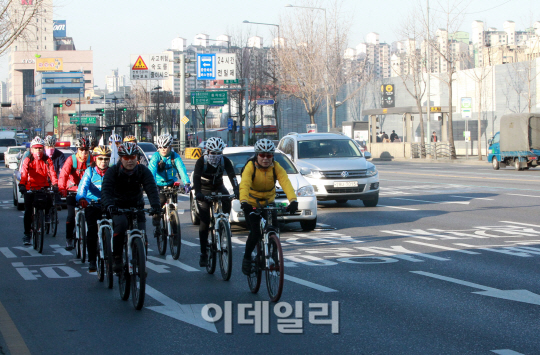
373, 156, 489, 166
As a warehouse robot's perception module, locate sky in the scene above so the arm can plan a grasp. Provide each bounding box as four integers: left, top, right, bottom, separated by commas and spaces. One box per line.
1, 0, 538, 87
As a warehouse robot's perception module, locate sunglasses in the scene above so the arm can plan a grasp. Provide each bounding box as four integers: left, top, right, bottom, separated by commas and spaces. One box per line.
208, 151, 221, 155
121, 155, 137, 161
258, 153, 273, 159
97, 157, 110, 162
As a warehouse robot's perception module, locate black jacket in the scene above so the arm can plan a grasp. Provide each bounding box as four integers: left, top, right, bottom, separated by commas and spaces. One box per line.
101, 162, 160, 209
193, 155, 238, 194
48, 149, 67, 179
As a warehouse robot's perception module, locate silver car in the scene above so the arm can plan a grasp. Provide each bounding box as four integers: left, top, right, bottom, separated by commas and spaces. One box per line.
277, 132, 379, 206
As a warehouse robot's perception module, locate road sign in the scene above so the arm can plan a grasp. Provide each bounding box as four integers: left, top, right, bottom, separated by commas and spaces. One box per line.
227, 118, 233, 131
306, 124, 317, 133
191, 91, 228, 106
430, 107, 442, 113
35, 128, 42, 132
197, 53, 237, 81
181, 116, 190, 125
464, 131, 471, 141
461, 97, 472, 118
70, 116, 97, 124
224, 79, 239, 84
65, 99, 73, 107
8, 114, 14, 120
197, 54, 216, 80
130, 54, 170, 81
256, 99, 275, 105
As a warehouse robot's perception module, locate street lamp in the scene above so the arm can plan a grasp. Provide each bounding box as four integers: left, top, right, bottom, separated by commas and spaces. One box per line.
285, 4, 330, 132
242, 20, 282, 139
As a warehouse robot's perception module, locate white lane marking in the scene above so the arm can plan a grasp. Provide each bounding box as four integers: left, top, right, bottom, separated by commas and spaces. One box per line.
405, 241, 480, 254
491, 350, 525, 355
147, 255, 199, 272
412, 271, 540, 305
316, 223, 331, 227
450, 195, 494, 201
391, 197, 470, 205
181, 240, 198, 247
500, 221, 540, 228
146, 261, 171, 273
284, 275, 338, 293
453, 243, 533, 257
231, 237, 246, 245
378, 205, 419, 211
0, 247, 17, 258
507, 193, 540, 198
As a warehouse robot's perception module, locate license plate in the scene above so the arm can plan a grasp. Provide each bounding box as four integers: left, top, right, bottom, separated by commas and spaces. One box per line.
334, 181, 358, 188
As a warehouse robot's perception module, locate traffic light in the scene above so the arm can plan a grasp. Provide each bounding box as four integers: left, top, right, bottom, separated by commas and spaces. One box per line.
53, 103, 62, 108
123, 108, 127, 112
95, 108, 104, 113
1, 103, 11, 107
68, 113, 74, 117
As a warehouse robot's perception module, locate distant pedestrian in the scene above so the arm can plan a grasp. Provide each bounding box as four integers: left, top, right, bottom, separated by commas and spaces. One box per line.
431, 131, 438, 142
382, 132, 389, 143
390, 130, 398, 142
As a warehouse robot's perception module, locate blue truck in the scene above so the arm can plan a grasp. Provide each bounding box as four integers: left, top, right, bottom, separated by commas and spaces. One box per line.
488, 113, 540, 170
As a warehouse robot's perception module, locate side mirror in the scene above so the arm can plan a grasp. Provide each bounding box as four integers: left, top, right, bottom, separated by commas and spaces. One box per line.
364, 152, 372, 160
488, 139, 493, 145
300, 167, 311, 175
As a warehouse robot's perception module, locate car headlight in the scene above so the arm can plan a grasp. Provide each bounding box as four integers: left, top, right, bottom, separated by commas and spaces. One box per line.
297, 185, 315, 197
367, 165, 378, 176
306, 170, 323, 179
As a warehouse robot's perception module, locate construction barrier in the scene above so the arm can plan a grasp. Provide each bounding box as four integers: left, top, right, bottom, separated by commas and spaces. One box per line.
185, 147, 202, 159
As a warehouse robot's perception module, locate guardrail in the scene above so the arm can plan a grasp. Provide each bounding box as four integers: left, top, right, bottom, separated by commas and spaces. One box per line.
411, 143, 451, 159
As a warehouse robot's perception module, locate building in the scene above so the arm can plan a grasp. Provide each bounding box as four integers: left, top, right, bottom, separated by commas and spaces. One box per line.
0, 82, 7, 103
356, 33, 391, 79
105, 69, 125, 93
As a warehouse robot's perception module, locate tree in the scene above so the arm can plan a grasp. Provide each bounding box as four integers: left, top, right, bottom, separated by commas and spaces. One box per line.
464, 65, 491, 160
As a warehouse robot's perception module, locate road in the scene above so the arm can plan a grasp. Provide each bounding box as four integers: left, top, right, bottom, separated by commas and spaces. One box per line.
0, 160, 539, 354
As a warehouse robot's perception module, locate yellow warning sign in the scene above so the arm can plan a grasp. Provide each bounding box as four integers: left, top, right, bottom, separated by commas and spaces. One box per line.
181, 116, 190, 125
132, 56, 148, 70
185, 147, 202, 159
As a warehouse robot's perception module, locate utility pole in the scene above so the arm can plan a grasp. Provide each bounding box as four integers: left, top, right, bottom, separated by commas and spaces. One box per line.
244, 78, 250, 146
426, 0, 431, 146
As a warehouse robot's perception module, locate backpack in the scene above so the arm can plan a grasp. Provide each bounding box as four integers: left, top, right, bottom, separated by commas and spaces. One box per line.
72, 154, 91, 175
240, 156, 276, 192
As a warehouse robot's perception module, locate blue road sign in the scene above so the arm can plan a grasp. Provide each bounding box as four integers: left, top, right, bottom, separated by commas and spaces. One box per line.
227, 118, 233, 131
256, 99, 275, 105
197, 54, 216, 80
35, 128, 42, 132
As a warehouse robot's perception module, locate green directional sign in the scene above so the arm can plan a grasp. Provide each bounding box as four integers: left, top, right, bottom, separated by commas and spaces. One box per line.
224, 79, 239, 84
70, 116, 97, 124
191, 91, 228, 106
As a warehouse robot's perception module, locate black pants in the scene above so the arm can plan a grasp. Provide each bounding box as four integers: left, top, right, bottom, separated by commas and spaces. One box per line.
84, 206, 102, 262
112, 212, 146, 258
244, 209, 277, 260
23, 192, 52, 235
197, 185, 231, 254
158, 185, 178, 206
66, 194, 77, 241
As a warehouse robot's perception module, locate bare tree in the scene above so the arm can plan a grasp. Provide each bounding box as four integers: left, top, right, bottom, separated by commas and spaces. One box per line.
464, 65, 491, 160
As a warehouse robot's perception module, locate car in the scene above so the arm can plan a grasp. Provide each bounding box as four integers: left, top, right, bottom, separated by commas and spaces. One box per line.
0, 137, 18, 161
4, 146, 26, 168
277, 132, 379, 206
137, 142, 158, 161
189, 147, 319, 231
12, 148, 73, 210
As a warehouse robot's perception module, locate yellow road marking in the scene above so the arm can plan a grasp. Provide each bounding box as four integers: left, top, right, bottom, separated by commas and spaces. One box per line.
381, 171, 540, 182
0, 300, 31, 355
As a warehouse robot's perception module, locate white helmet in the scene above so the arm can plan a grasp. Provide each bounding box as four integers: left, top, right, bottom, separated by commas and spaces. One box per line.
30, 136, 45, 147
156, 134, 173, 148
254, 138, 275, 153
206, 137, 226, 154
109, 133, 122, 143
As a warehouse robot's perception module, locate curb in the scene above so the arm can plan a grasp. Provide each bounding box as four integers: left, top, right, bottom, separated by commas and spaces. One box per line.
372, 157, 488, 166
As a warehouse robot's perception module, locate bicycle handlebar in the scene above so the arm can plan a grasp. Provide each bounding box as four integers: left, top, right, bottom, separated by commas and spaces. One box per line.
112, 207, 161, 216
204, 194, 235, 202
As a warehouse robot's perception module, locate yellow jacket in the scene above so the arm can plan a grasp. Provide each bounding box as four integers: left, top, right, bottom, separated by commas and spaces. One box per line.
240, 160, 297, 207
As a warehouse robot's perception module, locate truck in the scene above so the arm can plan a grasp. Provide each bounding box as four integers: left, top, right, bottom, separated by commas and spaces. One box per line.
488, 113, 540, 170
0, 131, 18, 161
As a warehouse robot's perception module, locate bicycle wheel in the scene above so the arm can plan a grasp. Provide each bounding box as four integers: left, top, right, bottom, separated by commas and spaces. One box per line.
49, 207, 58, 238
169, 210, 181, 260
157, 216, 167, 255
118, 244, 131, 301
266, 233, 284, 302
131, 237, 146, 310
206, 230, 217, 274
36, 209, 44, 254
218, 219, 232, 281
75, 214, 81, 259
247, 242, 262, 294
79, 213, 87, 263
32, 212, 38, 250
103, 229, 114, 289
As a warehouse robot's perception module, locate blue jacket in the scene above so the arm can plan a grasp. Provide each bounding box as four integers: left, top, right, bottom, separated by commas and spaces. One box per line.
149, 151, 190, 187
48, 148, 66, 179
76, 166, 106, 202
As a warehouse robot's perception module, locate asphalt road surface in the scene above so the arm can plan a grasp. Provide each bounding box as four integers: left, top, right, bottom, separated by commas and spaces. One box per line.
1, 159, 540, 354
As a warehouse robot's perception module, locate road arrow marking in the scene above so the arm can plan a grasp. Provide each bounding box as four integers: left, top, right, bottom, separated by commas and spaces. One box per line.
145, 285, 217, 333
412, 271, 540, 305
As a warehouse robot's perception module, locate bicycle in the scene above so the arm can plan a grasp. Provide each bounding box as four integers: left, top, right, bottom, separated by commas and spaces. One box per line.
204, 192, 234, 281
45, 193, 58, 238
26, 187, 53, 254
247, 203, 291, 302
155, 184, 183, 260
72, 193, 87, 263
112, 207, 154, 310
92, 201, 114, 289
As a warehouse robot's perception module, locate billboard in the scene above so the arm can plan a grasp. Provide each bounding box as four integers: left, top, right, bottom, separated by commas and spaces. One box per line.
36, 58, 63, 72
53, 20, 66, 38
381, 84, 395, 108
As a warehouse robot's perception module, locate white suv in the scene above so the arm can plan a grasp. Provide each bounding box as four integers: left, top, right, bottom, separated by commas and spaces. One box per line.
278, 133, 379, 206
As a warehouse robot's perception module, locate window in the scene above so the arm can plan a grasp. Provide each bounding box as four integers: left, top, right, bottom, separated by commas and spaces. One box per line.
84, 80, 91, 83
71, 78, 81, 83
83, 70, 91, 74
45, 78, 54, 83
297, 139, 362, 159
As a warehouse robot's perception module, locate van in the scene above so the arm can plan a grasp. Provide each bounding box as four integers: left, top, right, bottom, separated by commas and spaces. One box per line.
0, 131, 17, 160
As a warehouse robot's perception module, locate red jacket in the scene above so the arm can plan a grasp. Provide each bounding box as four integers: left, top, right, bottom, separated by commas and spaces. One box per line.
20, 155, 58, 190
59, 155, 92, 192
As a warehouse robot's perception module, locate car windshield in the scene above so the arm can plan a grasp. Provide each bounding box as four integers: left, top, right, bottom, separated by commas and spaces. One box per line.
225, 152, 298, 175
138, 143, 157, 153
8, 147, 25, 154
0, 139, 16, 147
297, 139, 363, 159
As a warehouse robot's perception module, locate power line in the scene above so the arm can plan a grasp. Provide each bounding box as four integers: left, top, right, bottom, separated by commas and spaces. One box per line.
464, 0, 512, 14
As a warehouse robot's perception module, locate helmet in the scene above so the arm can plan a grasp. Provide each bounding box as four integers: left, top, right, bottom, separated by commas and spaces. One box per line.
44, 135, 57, 147
30, 136, 45, 147
75, 137, 90, 149
123, 135, 137, 143
109, 134, 122, 143
206, 137, 226, 154
92, 145, 112, 157
117, 142, 140, 156
254, 138, 275, 153
87, 135, 97, 148
156, 134, 173, 148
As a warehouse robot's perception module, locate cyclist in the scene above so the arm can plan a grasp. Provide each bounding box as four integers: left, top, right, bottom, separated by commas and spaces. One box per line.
123, 134, 148, 167
109, 133, 122, 147
87, 135, 98, 150
19, 137, 59, 245
239, 138, 298, 275
76, 146, 111, 272
109, 133, 122, 166
101, 142, 161, 273
44, 135, 66, 179
123, 135, 137, 143
192, 137, 239, 267
59, 137, 92, 250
